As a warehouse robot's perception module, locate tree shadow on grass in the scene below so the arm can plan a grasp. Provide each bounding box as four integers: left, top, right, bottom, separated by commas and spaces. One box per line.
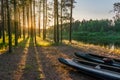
35, 38, 120, 80
19, 38, 45, 80
35, 47, 62, 80
35, 45, 98, 80
0, 38, 29, 80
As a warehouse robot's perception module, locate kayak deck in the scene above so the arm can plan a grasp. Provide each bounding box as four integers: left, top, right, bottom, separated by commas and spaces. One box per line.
58, 58, 120, 80
74, 52, 120, 67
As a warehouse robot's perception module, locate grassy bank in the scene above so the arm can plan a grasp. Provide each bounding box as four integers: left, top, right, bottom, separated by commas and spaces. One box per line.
72, 32, 120, 46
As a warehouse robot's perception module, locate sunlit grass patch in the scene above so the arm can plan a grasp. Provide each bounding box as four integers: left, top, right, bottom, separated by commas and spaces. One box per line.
18, 38, 23, 43
0, 35, 20, 48
63, 40, 120, 55
0, 48, 7, 54
18, 38, 30, 48
0, 38, 8, 53
63, 40, 87, 46
36, 37, 52, 47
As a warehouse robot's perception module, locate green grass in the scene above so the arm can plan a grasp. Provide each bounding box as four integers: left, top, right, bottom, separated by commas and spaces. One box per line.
0, 35, 30, 53
72, 32, 120, 46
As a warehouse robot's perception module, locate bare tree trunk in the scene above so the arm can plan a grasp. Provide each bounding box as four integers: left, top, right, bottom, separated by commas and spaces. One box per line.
1, 0, 5, 44
45, 0, 47, 39
54, 2, 55, 42
69, 0, 73, 43
33, 0, 36, 43
14, 0, 18, 46
18, 9, 21, 38
54, 0, 57, 42
43, 0, 45, 40
6, 0, 12, 53
30, 0, 33, 40
60, 0, 63, 42
27, 4, 30, 38
4, 8, 7, 38
38, 0, 41, 37
23, 2, 25, 40
54, 0, 59, 43
56, 0, 59, 43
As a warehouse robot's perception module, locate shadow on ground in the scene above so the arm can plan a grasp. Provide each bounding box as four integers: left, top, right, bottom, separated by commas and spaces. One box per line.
0, 38, 106, 80
0, 38, 29, 80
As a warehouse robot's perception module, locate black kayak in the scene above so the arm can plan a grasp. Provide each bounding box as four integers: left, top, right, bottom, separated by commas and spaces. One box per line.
74, 52, 120, 68
58, 58, 120, 80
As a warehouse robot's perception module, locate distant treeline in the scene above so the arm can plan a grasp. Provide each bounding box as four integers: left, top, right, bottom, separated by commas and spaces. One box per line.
47, 19, 120, 46
71, 19, 120, 32
48, 19, 120, 34
71, 19, 120, 46
47, 19, 120, 33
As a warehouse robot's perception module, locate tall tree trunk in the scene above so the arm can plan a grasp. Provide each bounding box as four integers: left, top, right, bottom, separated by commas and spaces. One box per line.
38, 0, 41, 37
43, 0, 45, 40
1, 0, 5, 43
27, 4, 30, 38
30, 0, 33, 40
45, 0, 47, 39
23, 3, 25, 40
33, 0, 36, 43
54, 0, 57, 42
14, 0, 18, 46
56, 0, 59, 43
54, 0, 59, 43
69, 0, 73, 43
6, 0, 12, 53
4, 8, 7, 38
60, 0, 63, 42
18, 9, 21, 38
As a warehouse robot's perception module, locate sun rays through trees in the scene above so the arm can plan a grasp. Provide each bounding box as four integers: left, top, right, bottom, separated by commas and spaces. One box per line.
0, 0, 76, 53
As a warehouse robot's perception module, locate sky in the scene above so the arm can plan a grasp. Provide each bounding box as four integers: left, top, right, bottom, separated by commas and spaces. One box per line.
73, 0, 120, 21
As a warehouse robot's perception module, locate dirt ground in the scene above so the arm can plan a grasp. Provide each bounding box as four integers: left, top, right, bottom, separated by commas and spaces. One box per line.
0, 40, 120, 80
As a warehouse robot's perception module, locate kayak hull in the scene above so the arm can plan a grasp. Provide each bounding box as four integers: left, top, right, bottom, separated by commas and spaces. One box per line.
58, 58, 120, 80
74, 52, 120, 67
